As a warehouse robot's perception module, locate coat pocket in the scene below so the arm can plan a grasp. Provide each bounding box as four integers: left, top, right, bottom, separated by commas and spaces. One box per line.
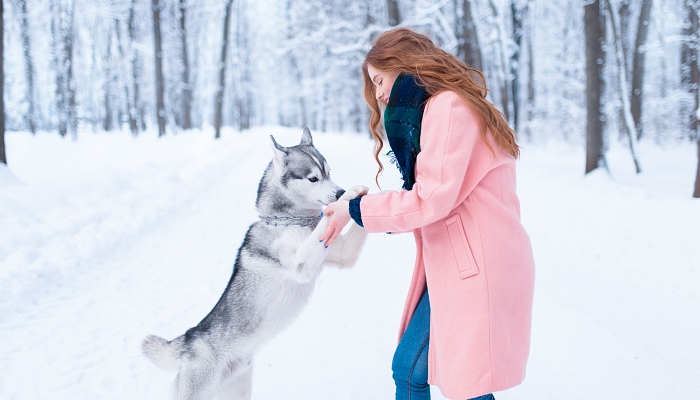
445, 214, 480, 279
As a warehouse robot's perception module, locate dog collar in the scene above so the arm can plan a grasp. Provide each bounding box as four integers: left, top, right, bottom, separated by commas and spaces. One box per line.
258, 215, 322, 227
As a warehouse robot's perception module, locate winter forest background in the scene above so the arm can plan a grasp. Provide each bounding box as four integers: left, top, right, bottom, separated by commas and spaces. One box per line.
1, 1, 700, 399
0, 0, 699, 196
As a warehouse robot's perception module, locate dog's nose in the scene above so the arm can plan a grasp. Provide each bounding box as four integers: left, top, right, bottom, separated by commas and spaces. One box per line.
335, 189, 346, 200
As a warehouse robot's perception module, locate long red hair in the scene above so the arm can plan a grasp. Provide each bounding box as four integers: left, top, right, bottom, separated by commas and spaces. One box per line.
362, 28, 519, 184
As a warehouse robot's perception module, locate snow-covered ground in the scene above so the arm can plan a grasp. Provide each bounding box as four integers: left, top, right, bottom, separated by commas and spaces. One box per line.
1, 127, 698, 399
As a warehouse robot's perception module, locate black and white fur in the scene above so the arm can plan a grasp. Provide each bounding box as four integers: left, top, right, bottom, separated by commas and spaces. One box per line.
142, 128, 368, 400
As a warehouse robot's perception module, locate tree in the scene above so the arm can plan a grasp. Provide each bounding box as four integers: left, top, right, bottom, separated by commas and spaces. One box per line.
457, 0, 482, 71
525, 0, 535, 139
152, 0, 166, 137
604, 0, 641, 173
618, 0, 631, 67
486, 0, 512, 124
684, 2, 700, 198
65, 1, 76, 138
510, 0, 528, 133
103, 27, 115, 132
584, 0, 606, 174
179, 0, 192, 130
115, 18, 138, 135
51, 0, 77, 139
387, 0, 401, 26
16, 0, 37, 134
128, 0, 146, 132
234, 0, 252, 130
214, 0, 234, 139
1, 0, 6, 165
631, 0, 651, 140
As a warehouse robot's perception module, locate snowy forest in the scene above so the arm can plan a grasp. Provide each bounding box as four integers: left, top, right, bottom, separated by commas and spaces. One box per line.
1, 1, 699, 398
0, 0, 699, 196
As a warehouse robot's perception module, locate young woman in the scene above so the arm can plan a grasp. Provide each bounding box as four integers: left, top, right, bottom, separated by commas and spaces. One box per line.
319, 28, 535, 400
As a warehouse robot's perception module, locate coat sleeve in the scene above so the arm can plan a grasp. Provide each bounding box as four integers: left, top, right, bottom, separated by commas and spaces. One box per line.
359, 91, 493, 234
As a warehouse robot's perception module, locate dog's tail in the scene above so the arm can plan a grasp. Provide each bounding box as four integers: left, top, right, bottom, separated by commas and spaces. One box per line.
141, 334, 183, 371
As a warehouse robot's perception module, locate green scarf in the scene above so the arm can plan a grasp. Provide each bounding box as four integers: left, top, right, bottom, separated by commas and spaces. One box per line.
384, 74, 430, 190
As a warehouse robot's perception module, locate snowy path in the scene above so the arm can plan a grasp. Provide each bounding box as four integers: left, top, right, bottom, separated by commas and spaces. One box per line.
0, 131, 262, 398
0, 129, 414, 399
1, 128, 699, 399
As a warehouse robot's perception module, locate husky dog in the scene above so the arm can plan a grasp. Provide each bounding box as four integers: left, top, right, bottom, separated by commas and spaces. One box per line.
142, 128, 368, 400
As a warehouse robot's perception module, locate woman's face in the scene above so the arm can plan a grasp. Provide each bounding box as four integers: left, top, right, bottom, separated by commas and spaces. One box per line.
367, 63, 400, 105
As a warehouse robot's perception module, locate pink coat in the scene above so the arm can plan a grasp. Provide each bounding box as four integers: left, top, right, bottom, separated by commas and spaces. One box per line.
360, 91, 535, 399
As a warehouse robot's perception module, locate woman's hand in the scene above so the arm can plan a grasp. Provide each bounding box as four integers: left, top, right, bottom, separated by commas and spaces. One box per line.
319, 185, 368, 247
319, 199, 351, 247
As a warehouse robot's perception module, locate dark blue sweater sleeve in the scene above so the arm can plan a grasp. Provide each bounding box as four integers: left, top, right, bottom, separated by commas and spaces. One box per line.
348, 197, 364, 227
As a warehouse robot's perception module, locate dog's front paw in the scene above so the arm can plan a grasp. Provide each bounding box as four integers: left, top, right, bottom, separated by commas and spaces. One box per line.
340, 185, 369, 201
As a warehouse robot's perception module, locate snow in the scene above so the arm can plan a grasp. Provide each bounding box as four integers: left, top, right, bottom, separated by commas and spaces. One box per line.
1, 127, 698, 399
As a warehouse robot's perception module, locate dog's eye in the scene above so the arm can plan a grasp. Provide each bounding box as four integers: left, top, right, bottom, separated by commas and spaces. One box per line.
308, 177, 318, 183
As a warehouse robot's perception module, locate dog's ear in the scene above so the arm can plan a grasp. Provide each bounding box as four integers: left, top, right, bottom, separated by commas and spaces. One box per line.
270, 135, 287, 174
300, 126, 313, 146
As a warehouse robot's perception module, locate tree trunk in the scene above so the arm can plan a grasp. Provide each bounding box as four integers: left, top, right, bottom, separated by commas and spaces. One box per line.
128, 0, 144, 134
510, 0, 526, 133
387, 0, 400, 26
103, 29, 114, 132
115, 19, 137, 135
604, 0, 641, 173
618, 0, 630, 76
631, 0, 651, 140
214, 0, 234, 139
152, 0, 166, 137
179, 0, 192, 130
237, 2, 252, 131
17, 0, 37, 134
682, 3, 699, 139
66, 0, 77, 139
525, 0, 535, 140
684, 3, 700, 197
459, 0, 482, 71
487, 0, 511, 124
0, 0, 6, 165
103, 92, 112, 132
51, 0, 67, 137
584, 0, 606, 174
682, 5, 697, 133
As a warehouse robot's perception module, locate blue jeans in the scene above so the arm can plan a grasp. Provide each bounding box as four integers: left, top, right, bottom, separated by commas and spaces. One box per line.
392, 290, 495, 400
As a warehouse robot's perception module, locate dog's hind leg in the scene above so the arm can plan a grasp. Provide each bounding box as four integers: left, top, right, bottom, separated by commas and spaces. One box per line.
215, 360, 253, 400
173, 359, 221, 400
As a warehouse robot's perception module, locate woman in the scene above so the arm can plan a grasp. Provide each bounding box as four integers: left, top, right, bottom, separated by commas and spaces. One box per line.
320, 28, 535, 400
